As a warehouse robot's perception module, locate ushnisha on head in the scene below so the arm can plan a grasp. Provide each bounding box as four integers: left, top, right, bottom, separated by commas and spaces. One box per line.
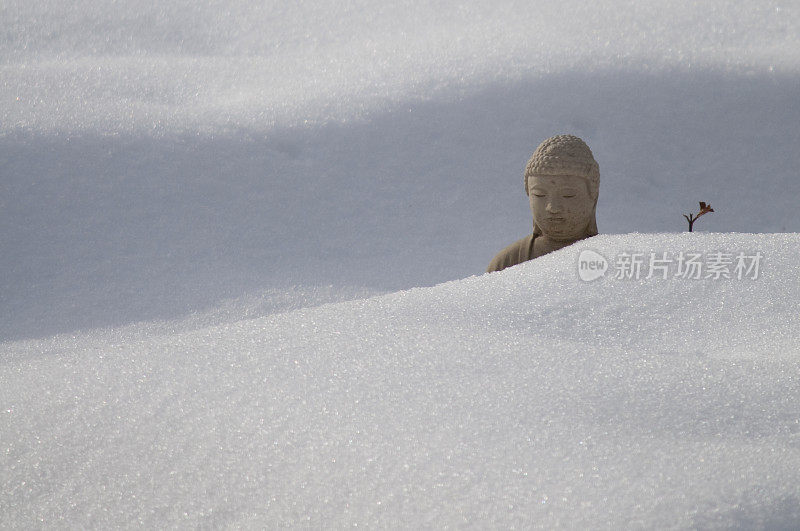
524, 134, 599, 241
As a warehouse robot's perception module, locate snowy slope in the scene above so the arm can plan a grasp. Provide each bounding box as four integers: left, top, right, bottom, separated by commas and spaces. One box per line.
2, 1, 800, 338
2, 0, 800, 527
3, 233, 800, 528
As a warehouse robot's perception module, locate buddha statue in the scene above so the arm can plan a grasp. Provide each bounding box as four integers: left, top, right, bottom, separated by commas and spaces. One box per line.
487, 134, 600, 273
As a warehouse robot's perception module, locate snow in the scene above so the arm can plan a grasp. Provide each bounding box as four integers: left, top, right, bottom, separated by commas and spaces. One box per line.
3, 1, 800, 338
2, 0, 800, 527
4, 233, 800, 527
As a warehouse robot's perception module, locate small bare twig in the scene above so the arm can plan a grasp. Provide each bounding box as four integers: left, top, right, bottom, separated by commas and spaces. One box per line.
683, 201, 714, 232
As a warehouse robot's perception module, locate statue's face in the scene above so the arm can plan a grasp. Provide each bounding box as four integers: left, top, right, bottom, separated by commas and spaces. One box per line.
529, 174, 594, 241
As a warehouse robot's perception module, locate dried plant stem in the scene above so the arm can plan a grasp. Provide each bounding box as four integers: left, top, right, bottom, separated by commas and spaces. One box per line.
684, 202, 714, 232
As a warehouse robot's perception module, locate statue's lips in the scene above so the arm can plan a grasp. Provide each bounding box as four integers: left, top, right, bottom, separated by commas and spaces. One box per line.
544, 217, 566, 223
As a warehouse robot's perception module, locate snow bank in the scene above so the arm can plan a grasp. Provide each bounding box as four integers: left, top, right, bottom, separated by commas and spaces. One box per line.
2, 1, 800, 525
4, 1, 798, 133
3, 1, 800, 338
3, 233, 799, 528
3, 70, 800, 339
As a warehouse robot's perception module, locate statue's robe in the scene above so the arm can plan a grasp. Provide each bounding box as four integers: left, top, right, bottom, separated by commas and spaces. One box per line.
486, 234, 537, 273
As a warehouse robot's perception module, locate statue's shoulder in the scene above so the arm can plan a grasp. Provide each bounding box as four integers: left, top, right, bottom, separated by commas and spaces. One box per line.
486, 234, 536, 273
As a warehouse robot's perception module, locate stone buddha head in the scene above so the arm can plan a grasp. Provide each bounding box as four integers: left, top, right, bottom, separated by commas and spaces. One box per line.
524, 134, 599, 242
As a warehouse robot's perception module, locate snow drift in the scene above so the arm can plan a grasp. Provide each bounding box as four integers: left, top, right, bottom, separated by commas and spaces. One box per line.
3, 0, 800, 527
3, 233, 800, 528
3, 1, 800, 339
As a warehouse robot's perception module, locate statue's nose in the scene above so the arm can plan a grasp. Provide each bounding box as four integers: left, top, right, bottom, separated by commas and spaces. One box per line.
546, 199, 561, 213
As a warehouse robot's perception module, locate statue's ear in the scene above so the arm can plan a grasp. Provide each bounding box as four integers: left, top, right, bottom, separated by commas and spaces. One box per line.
585, 180, 598, 201
586, 207, 599, 236
586, 193, 599, 236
